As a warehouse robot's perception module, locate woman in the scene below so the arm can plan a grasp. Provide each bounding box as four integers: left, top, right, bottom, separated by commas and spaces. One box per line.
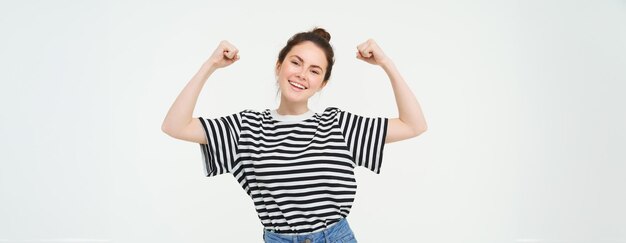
162, 27, 427, 243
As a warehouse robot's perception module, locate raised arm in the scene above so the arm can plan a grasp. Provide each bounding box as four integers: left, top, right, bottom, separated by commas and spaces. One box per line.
161, 41, 240, 144
356, 39, 427, 144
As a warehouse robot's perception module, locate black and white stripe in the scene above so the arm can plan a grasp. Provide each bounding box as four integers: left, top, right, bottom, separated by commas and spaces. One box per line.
198, 107, 388, 234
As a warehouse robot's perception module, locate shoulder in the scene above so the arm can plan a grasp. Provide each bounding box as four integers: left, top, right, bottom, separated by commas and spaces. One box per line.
240, 108, 262, 115
323, 106, 355, 115
238, 108, 267, 119
320, 107, 348, 121
322, 106, 343, 113
321, 107, 340, 115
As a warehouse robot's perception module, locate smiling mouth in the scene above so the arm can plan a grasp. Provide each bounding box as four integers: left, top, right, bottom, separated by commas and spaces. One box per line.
288, 80, 307, 90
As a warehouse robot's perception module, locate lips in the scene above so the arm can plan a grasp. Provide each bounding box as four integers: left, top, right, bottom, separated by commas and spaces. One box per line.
288, 80, 307, 91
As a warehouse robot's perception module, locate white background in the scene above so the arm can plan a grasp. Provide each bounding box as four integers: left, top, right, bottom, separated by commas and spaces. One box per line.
1, 0, 625, 242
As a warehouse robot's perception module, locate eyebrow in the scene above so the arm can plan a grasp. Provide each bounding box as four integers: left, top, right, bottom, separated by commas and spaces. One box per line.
289, 55, 324, 71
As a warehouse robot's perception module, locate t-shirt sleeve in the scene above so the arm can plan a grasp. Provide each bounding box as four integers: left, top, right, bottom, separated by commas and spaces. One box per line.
197, 111, 243, 177
336, 108, 389, 174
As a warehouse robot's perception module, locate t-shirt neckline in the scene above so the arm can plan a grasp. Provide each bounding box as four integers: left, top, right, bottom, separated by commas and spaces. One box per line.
267, 108, 317, 122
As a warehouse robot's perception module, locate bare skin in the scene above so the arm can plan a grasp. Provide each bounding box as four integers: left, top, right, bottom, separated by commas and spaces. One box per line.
355, 39, 428, 143
274, 41, 328, 116
161, 39, 427, 144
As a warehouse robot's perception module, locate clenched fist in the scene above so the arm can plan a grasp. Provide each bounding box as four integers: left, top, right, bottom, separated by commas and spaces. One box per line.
356, 39, 390, 66
207, 40, 240, 69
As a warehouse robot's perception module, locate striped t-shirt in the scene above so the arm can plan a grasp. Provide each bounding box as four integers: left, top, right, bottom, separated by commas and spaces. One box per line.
197, 107, 388, 234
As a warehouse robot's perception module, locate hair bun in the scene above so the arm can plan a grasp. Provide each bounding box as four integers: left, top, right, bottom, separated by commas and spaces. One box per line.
311, 27, 331, 42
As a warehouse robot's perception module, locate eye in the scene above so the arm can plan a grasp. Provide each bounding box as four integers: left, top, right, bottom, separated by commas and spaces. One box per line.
291, 61, 299, 66
311, 70, 320, 75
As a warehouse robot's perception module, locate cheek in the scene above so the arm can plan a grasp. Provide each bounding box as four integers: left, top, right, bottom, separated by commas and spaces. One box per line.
310, 78, 324, 89
285, 65, 300, 76
312, 74, 324, 83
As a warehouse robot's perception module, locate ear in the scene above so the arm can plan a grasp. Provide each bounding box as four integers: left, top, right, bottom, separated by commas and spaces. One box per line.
275, 61, 281, 77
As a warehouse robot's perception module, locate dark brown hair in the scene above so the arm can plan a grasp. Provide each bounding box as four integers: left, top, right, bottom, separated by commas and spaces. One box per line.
277, 27, 335, 83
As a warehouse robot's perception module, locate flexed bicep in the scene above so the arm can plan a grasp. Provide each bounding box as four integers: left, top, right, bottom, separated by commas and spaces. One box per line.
163, 118, 208, 144
385, 118, 425, 144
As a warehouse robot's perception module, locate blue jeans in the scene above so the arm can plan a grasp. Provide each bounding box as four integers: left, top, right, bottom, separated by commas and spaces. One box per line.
263, 218, 357, 243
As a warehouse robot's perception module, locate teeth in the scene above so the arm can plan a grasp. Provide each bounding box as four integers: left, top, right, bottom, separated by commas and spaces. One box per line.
289, 81, 306, 89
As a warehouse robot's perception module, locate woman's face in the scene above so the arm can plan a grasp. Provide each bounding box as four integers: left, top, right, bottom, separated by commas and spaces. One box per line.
275, 41, 327, 103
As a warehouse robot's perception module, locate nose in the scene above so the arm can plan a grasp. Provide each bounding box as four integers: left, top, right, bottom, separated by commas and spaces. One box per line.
296, 68, 307, 81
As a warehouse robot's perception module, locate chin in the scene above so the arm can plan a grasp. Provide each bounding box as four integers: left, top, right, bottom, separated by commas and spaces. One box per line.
279, 85, 309, 99
280, 90, 310, 102
284, 94, 309, 103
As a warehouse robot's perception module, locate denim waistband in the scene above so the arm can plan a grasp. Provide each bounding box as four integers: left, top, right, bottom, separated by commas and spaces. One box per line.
263, 218, 354, 243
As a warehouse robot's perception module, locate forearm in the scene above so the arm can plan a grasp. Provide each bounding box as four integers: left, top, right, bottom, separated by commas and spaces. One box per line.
381, 60, 428, 133
161, 61, 217, 134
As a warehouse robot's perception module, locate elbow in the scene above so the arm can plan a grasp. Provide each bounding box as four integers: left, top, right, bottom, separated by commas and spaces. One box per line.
161, 123, 167, 133
412, 124, 428, 137
161, 123, 174, 136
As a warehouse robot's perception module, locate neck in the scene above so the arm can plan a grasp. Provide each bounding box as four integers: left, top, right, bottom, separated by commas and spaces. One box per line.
277, 97, 309, 115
